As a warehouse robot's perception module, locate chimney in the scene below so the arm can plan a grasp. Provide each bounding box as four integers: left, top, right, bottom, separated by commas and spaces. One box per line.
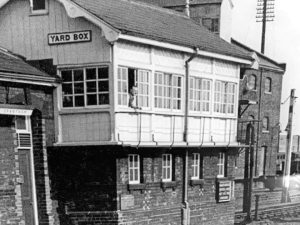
185, 0, 190, 17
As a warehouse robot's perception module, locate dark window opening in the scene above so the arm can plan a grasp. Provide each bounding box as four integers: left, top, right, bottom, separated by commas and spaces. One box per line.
32, 0, 46, 11
202, 18, 219, 33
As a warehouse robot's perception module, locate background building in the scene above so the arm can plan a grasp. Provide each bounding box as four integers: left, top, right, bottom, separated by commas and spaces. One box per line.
278, 134, 300, 174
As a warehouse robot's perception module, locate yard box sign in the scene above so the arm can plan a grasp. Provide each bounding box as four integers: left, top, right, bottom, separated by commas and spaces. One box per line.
48, 30, 91, 45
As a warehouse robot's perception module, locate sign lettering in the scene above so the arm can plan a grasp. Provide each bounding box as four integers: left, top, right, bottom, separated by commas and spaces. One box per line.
217, 180, 232, 203
48, 31, 91, 45
0, 108, 32, 116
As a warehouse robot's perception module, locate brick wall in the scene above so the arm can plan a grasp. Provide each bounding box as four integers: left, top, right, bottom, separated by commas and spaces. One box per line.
0, 116, 24, 225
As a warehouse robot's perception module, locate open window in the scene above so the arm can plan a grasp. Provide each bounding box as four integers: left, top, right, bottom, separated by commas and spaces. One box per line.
117, 67, 150, 109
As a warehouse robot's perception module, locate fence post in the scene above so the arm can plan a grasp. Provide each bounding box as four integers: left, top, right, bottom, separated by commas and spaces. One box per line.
255, 195, 260, 220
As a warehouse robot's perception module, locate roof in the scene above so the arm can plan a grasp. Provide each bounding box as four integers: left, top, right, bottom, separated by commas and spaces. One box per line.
0, 47, 58, 85
133, 0, 223, 7
231, 39, 286, 72
71, 0, 250, 60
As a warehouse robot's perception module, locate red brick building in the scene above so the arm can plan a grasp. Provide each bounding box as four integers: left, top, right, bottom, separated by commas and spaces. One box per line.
0, 48, 58, 224
0, 0, 254, 224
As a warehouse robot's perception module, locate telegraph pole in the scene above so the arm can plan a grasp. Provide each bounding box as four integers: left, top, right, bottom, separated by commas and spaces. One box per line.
282, 89, 297, 203
256, 0, 275, 54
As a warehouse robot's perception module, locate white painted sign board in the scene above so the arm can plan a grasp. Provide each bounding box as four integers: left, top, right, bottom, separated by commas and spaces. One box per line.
48, 30, 91, 45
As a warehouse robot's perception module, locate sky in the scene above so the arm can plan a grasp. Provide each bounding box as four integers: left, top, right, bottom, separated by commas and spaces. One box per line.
231, 0, 300, 135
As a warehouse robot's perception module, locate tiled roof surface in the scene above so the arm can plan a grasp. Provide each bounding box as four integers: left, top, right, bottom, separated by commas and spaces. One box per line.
231, 39, 285, 71
72, 0, 250, 60
0, 48, 52, 77
134, 0, 222, 7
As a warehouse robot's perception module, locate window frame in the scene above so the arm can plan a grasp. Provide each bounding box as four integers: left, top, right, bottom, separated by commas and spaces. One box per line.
117, 66, 150, 109
191, 153, 203, 180
262, 116, 269, 132
189, 77, 212, 113
264, 77, 272, 93
60, 66, 110, 108
162, 154, 172, 182
217, 152, 226, 178
128, 154, 140, 184
214, 81, 237, 115
30, 0, 48, 15
154, 72, 183, 112
248, 74, 257, 91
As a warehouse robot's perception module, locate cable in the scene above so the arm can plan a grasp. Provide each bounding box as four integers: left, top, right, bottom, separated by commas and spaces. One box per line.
281, 95, 290, 105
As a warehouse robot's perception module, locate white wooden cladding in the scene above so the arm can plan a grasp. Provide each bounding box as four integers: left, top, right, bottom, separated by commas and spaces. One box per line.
116, 113, 237, 144
0, 0, 111, 65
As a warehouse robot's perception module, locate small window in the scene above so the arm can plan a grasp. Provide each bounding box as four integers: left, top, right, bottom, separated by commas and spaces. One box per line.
262, 117, 269, 131
128, 154, 140, 184
15, 116, 27, 130
217, 152, 225, 178
31, 0, 48, 14
202, 18, 219, 33
191, 153, 203, 180
162, 154, 172, 182
248, 74, 257, 90
265, 77, 272, 93
259, 146, 267, 176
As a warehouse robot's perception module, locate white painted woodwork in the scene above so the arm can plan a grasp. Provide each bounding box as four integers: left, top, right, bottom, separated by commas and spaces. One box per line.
0, 0, 111, 65
0, 0, 241, 146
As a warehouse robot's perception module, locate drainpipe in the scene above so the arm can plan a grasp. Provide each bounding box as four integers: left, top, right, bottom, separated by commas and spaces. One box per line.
182, 49, 198, 225
183, 49, 198, 142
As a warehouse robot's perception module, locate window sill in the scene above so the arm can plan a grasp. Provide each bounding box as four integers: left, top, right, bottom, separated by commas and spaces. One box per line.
264, 92, 272, 95
216, 176, 235, 181
29, 11, 49, 16
262, 130, 270, 134
128, 183, 146, 193
189, 179, 204, 187
161, 181, 177, 191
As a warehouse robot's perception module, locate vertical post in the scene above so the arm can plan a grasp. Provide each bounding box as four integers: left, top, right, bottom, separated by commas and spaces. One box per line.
282, 89, 296, 203
245, 123, 255, 221
261, 0, 267, 54
254, 195, 260, 220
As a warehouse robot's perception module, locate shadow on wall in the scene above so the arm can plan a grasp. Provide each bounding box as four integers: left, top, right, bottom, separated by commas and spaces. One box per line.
47, 147, 118, 223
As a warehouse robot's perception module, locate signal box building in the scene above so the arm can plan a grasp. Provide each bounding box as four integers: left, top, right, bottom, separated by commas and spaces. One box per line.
0, 0, 252, 224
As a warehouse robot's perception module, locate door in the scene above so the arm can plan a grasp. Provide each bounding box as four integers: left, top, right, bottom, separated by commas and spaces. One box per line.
18, 149, 35, 225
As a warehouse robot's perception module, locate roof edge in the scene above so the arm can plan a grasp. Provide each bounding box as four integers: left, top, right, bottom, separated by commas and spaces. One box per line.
231, 38, 286, 72
120, 34, 252, 65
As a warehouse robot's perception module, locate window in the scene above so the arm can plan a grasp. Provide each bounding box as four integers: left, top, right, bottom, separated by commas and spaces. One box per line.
191, 153, 203, 180
154, 72, 182, 110
117, 67, 150, 108
190, 77, 211, 112
162, 154, 172, 182
262, 117, 269, 131
259, 146, 267, 176
31, 0, 48, 14
248, 74, 257, 90
15, 116, 27, 130
128, 154, 140, 184
265, 77, 272, 93
202, 18, 219, 33
217, 152, 226, 178
61, 67, 109, 108
214, 81, 236, 114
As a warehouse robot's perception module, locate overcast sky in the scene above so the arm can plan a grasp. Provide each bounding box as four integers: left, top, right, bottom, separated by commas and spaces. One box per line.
231, 0, 300, 135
